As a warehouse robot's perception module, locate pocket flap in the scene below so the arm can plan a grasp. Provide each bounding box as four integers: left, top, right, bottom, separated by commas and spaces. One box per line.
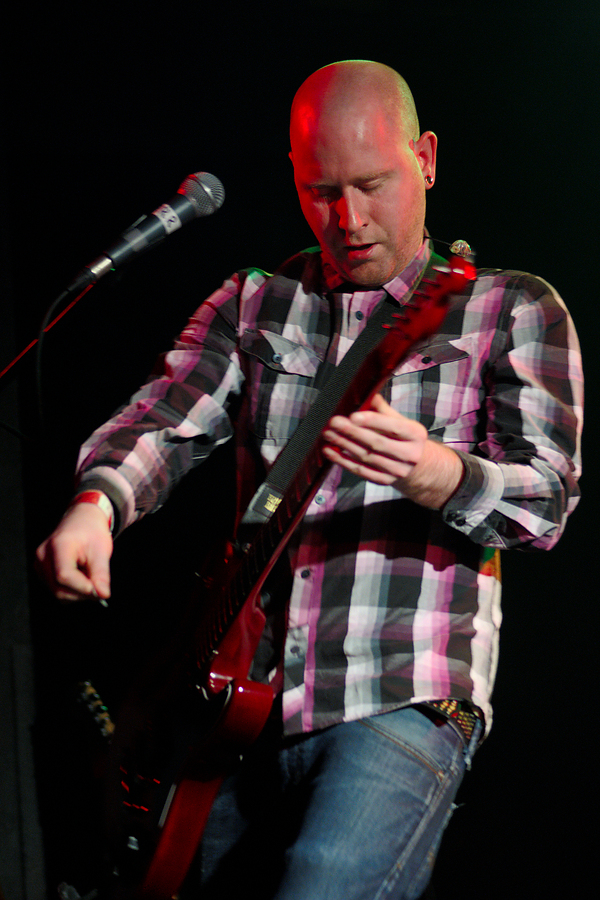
240, 329, 322, 376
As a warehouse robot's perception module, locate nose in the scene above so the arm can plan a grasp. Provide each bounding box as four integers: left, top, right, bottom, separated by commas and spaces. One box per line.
335, 191, 367, 235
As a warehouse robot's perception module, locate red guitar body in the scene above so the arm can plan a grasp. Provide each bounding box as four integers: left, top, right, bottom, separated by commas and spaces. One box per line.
102, 252, 476, 898
103, 573, 275, 900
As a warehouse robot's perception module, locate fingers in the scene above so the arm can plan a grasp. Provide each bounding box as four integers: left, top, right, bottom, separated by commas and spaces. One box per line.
321, 440, 416, 484
322, 395, 428, 484
36, 537, 111, 602
35, 504, 113, 603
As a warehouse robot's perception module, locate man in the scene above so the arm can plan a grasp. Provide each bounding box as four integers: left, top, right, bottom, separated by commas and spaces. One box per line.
37, 61, 582, 899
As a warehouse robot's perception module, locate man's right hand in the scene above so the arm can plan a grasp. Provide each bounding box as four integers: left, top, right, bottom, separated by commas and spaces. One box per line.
36, 502, 113, 602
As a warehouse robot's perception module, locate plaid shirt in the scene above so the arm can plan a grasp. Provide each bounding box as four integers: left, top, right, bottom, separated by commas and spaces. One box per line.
77, 240, 583, 736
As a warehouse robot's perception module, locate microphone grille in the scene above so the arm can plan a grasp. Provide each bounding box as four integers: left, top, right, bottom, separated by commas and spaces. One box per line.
179, 172, 225, 216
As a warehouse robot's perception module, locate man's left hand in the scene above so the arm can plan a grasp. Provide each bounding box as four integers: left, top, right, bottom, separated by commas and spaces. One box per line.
321, 393, 464, 510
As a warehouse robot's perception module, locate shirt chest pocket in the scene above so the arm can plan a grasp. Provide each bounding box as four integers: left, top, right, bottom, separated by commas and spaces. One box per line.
390, 336, 484, 437
240, 329, 323, 442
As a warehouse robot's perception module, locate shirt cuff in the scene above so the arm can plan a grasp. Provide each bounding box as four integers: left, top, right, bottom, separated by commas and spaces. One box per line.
442, 450, 507, 545
75, 467, 137, 536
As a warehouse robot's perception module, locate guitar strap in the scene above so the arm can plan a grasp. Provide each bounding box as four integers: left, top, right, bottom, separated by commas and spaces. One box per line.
240, 251, 445, 528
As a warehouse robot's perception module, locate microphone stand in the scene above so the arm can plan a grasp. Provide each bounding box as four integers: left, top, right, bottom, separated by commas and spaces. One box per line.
0, 281, 96, 438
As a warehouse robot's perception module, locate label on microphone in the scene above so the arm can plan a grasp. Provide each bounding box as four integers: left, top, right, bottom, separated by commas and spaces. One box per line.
152, 203, 182, 234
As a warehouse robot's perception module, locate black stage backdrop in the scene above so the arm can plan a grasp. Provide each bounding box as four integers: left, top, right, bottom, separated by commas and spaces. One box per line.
2, 3, 597, 898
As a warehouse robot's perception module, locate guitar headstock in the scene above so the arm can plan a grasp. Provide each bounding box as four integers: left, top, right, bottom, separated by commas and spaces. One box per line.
384, 249, 476, 345
432, 248, 477, 294
355, 246, 477, 410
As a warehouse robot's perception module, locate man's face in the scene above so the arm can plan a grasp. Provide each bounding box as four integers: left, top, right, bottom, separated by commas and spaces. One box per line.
291, 104, 435, 286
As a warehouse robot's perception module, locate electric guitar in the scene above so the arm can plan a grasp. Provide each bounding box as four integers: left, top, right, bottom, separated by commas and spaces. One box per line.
103, 251, 476, 899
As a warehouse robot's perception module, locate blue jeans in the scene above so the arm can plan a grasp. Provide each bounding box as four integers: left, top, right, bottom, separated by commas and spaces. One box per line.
185, 705, 481, 900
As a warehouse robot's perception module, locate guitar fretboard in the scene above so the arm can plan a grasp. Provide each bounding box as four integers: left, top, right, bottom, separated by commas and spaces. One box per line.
194, 254, 476, 670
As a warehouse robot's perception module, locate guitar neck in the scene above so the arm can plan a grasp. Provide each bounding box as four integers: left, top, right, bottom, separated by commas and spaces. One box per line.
195, 253, 476, 672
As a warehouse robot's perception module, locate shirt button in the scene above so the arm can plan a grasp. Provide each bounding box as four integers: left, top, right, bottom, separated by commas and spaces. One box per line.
355, 310, 364, 321
300, 568, 311, 579
449, 512, 467, 527
315, 495, 325, 505
272, 352, 282, 364
422, 355, 432, 364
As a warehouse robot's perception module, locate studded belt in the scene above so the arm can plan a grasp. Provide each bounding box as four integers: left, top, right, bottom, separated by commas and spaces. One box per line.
418, 698, 484, 745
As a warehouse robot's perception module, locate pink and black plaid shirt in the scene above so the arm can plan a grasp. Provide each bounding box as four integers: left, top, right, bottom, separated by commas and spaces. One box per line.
77, 239, 583, 736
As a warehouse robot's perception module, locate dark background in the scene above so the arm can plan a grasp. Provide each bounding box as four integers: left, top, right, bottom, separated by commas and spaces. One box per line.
2, 2, 597, 897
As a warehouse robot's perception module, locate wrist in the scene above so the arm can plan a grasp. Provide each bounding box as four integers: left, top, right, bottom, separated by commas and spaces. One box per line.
404, 441, 465, 509
68, 490, 115, 532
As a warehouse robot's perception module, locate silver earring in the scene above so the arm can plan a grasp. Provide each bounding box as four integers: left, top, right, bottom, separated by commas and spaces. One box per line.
425, 175, 434, 185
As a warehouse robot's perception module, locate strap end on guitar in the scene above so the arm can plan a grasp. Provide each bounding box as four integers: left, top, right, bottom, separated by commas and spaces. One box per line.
240, 483, 284, 527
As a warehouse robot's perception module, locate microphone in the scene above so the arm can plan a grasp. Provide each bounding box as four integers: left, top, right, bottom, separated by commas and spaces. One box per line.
67, 171, 225, 292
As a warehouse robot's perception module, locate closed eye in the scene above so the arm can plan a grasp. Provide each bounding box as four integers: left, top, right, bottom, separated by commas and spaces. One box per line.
310, 186, 339, 201
357, 174, 390, 193
306, 171, 390, 201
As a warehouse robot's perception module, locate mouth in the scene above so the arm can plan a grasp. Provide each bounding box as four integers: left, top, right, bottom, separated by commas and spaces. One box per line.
344, 243, 376, 262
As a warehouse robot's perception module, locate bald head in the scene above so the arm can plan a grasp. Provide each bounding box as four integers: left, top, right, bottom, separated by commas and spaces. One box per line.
288, 60, 436, 286
290, 60, 420, 151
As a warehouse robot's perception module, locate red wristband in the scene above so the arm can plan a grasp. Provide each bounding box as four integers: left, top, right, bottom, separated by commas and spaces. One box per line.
70, 490, 114, 532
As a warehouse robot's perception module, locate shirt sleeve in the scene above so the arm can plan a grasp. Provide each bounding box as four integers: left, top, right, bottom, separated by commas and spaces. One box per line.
75, 270, 262, 534
441, 273, 583, 550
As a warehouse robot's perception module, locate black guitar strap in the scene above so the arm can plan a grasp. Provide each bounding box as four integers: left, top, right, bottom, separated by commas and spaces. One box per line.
240, 252, 445, 527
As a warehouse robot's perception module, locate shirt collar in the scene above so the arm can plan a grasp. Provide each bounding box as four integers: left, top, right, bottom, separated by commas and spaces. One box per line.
320, 234, 432, 303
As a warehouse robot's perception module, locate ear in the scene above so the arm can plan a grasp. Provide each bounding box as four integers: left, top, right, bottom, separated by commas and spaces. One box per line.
410, 131, 438, 185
